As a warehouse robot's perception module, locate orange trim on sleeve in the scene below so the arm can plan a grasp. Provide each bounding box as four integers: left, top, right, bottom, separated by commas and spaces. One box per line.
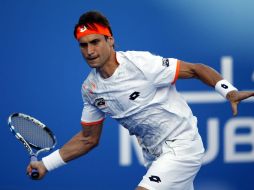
81, 118, 105, 127
171, 60, 181, 84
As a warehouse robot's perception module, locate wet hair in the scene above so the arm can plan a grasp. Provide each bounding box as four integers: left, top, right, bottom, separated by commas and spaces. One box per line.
73, 11, 113, 39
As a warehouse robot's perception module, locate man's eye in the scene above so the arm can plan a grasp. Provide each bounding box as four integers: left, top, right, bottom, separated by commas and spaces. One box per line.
91, 40, 99, 45
79, 43, 87, 47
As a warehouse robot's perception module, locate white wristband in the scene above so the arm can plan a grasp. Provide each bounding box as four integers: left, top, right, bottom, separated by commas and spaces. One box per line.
215, 79, 238, 98
42, 149, 66, 172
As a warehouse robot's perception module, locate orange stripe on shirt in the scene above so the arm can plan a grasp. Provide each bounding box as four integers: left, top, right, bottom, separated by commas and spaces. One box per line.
171, 60, 181, 84
81, 118, 105, 127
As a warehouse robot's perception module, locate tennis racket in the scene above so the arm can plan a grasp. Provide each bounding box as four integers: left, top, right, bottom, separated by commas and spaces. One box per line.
8, 113, 57, 179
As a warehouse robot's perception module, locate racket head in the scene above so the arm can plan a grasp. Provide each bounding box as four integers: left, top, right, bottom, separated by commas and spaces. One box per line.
8, 113, 57, 153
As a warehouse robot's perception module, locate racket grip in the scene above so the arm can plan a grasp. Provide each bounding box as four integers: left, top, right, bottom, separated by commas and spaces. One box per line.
30, 155, 39, 179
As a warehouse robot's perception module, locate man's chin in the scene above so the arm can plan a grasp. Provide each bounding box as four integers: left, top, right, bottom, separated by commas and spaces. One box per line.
87, 62, 99, 68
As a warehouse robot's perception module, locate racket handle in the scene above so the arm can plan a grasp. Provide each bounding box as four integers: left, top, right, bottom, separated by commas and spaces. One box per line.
30, 155, 39, 179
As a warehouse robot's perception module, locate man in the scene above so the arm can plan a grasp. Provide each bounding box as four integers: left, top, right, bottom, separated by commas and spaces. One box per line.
27, 11, 254, 190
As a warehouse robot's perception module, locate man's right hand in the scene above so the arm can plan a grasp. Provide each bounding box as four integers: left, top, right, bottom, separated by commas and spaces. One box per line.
26, 161, 47, 180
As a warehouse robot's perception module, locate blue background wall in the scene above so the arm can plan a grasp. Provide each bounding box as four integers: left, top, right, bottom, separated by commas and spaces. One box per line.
0, 0, 253, 189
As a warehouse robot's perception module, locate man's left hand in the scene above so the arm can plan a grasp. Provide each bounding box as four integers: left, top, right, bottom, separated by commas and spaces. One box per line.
226, 90, 254, 116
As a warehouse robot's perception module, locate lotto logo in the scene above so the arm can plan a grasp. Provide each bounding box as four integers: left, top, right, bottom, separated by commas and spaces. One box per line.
149, 175, 161, 183
129, 92, 140, 100
221, 83, 228, 89
80, 26, 88, 32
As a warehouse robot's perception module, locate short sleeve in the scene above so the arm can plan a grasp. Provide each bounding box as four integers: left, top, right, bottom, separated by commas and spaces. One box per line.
125, 51, 180, 87
81, 89, 105, 127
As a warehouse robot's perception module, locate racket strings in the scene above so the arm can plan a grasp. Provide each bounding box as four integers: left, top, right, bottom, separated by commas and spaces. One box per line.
11, 117, 54, 149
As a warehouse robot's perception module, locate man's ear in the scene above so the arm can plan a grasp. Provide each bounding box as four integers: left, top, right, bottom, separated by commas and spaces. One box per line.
107, 36, 114, 47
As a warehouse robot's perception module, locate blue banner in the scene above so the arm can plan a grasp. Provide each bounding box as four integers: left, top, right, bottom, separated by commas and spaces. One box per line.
0, 1, 253, 189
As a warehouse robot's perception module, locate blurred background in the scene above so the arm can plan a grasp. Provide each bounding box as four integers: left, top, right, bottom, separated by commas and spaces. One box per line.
0, 0, 253, 189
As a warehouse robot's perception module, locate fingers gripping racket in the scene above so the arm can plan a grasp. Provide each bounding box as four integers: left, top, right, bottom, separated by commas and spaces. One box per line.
8, 113, 56, 179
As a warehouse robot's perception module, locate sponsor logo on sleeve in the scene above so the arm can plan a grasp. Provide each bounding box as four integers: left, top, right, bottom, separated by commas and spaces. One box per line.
162, 58, 170, 67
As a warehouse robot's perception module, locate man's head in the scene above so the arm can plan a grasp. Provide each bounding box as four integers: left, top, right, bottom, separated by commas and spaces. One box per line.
73, 11, 113, 40
74, 11, 115, 69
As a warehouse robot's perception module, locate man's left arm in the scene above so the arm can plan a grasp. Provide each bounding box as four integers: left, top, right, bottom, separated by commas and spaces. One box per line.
178, 60, 254, 115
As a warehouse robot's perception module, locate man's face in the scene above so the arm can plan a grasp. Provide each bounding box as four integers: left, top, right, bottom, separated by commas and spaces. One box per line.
78, 34, 114, 68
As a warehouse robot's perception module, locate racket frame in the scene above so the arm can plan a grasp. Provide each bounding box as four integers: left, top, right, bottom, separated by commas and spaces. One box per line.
8, 112, 57, 157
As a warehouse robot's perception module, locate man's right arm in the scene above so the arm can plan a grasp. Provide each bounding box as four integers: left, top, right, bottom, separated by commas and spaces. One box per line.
27, 123, 104, 179
60, 123, 104, 162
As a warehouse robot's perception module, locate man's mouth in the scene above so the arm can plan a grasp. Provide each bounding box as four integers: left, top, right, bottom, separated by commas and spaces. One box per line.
87, 56, 98, 61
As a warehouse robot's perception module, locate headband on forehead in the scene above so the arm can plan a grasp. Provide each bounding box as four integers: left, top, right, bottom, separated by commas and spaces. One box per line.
75, 23, 112, 40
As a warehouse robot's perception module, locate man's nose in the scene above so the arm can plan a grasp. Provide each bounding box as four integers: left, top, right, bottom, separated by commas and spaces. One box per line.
87, 44, 95, 55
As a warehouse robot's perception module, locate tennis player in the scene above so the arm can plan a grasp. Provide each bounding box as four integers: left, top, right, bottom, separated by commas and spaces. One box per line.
27, 11, 254, 190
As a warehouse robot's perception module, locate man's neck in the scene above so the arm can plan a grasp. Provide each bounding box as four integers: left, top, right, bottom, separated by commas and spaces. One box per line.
98, 51, 119, 79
